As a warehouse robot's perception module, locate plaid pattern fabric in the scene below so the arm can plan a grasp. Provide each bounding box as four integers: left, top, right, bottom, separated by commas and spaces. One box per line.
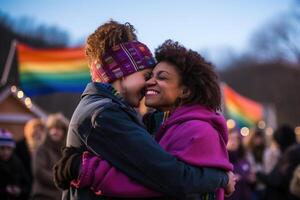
90, 41, 156, 83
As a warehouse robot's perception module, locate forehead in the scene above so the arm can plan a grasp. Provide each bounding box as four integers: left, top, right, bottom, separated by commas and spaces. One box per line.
153, 61, 178, 73
137, 68, 152, 74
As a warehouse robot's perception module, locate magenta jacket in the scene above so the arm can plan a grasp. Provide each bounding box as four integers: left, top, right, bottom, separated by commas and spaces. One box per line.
71, 104, 233, 199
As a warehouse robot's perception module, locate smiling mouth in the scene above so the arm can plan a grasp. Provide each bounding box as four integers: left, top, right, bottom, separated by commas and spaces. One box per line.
146, 89, 159, 95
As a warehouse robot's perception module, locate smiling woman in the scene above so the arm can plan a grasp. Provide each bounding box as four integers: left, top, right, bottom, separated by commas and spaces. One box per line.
149, 39, 222, 111
145, 61, 186, 111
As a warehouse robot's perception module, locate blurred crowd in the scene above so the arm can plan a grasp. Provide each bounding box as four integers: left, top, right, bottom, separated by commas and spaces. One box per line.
226, 125, 300, 200
1, 113, 300, 200
0, 113, 68, 200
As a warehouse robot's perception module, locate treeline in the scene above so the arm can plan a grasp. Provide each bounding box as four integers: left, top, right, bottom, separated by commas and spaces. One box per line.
219, 1, 300, 127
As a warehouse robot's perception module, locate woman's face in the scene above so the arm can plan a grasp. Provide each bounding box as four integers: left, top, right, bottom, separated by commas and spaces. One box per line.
145, 61, 185, 111
48, 127, 64, 142
227, 133, 240, 151
121, 68, 152, 107
32, 126, 46, 145
254, 135, 264, 146
0, 146, 14, 161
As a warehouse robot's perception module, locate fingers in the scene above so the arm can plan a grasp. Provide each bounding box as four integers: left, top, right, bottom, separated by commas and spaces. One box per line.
224, 171, 237, 197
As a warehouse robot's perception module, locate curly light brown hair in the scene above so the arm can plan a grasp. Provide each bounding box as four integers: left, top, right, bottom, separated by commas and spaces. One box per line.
155, 40, 221, 111
46, 113, 69, 134
85, 19, 137, 64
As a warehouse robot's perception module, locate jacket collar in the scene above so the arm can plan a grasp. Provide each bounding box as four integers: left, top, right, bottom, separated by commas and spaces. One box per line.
82, 82, 135, 111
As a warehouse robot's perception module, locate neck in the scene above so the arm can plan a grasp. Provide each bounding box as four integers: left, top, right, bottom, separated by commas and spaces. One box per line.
111, 80, 123, 97
157, 105, 177, 112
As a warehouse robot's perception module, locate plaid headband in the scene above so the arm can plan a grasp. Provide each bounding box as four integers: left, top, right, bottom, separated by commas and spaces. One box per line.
90, 41, 156, 83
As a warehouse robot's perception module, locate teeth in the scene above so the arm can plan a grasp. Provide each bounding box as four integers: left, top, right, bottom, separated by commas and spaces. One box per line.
146, 90, 158, 95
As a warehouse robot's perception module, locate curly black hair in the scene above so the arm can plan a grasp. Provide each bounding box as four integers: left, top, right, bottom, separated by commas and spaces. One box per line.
155, 40, 221, 111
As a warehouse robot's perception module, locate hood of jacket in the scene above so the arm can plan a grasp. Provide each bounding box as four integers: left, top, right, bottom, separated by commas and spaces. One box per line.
157, 104, 228, 144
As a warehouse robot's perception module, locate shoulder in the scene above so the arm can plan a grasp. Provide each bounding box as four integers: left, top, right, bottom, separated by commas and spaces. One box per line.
91, 101, 140, 130
80, 95, 114, 113
162, 120, 218, 149
176, 120, 217, 137
91, 101, 125, 121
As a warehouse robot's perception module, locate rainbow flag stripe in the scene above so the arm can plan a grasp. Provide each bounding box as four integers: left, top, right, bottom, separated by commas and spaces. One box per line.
17, 44, 90, 96
223, 84, 264, 128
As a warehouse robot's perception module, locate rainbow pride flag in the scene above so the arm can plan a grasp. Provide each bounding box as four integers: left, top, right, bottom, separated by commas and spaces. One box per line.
223, 84, 264, 128
17, 43, 90, 96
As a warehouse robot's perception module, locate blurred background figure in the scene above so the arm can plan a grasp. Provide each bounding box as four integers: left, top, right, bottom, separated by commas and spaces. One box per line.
246, 129, 267, 200
226, 130, 254, 200
263, 134, 281, 175
0, 128, 31, 200
273, 124, 297, 156
290, 164, 300, 199
31, 113, 68, 200
256, 124, 299, 200
24, 118, 47, 154
15, 118, 46, 187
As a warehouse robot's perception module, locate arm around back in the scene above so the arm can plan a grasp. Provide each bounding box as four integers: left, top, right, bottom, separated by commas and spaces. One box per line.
83, 103, 228, 198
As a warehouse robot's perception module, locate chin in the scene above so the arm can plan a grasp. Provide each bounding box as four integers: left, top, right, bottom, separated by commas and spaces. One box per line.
145, 101, 159, 108
131, 100, 140, 108
133, 103, 140, 108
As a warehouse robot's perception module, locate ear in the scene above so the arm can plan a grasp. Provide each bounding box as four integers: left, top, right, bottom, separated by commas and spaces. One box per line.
180, 86, 190, 99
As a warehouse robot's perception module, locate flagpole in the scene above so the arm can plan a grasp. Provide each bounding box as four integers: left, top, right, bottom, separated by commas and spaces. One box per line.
0, 39, 17, 86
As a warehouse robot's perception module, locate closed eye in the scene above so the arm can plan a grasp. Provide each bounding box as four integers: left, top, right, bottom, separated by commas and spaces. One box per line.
144, 72, 152, 81
157, 75, 167, 80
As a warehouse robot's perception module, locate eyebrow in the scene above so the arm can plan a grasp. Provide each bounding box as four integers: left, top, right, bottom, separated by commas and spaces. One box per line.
156, 70, 171, 76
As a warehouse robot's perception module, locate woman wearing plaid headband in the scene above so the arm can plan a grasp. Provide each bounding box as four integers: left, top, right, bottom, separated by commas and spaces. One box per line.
54, 20, 234, 200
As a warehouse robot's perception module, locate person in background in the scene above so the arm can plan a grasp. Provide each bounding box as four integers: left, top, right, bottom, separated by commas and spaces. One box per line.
263, 124, 297, 176
273, 124, 297, 156
263, 136, 281, 175
0, 128, 31, 200
290, 164, 300, 198
256, 125, 299, 200
15, 118, 46, 184
24, 118, 46, 154
226, 130, 254, 200
246, 129, 267, 200
31, 114, 68, 200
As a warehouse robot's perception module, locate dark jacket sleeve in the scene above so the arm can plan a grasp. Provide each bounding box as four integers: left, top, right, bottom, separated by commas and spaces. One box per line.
83, 103, 228, 198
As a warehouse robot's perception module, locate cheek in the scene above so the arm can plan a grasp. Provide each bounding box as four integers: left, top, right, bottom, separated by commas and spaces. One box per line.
130, 78, 145, 95
162, 85, 181, 102
57, 130, 64, 137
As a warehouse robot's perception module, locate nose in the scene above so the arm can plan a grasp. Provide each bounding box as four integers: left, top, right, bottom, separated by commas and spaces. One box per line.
146, 76, 156, 87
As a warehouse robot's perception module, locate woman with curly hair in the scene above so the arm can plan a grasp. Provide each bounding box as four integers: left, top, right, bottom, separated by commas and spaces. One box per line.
32, 113, 69, 200
58, 39, 235, 200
